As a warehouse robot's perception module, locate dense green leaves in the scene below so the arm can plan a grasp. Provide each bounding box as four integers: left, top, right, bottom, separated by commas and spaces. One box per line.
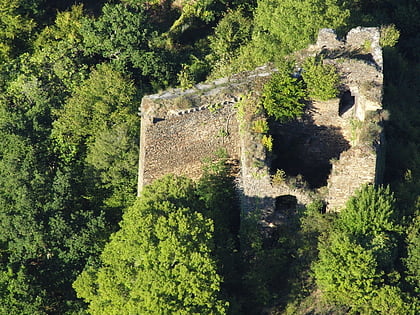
207, 9, 252, 78
302, 56, 339, 101
261, 71, 306, 122
74, 175, 228, 314
314, 232, 381, 307
0, 0, 36, 62
52, 63, 138, 157
31, 4, 90, 93
313, 186, 412, 313
405, 210, 420, 292
223, 0, 349, 73
337, 185, 400, 235
52, 63, 139, 207
0, 266, 47, 315
82, 3, 174, 88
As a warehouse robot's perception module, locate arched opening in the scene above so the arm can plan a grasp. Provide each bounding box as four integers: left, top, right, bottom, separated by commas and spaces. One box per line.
275, 195, 297, 211
339, 90, 355, 116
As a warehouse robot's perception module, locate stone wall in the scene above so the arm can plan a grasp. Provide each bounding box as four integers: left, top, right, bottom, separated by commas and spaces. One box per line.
141, 104, 240, 186
327, 145, 378, 210
138, 65, 275, 192
237, 109, 313, 213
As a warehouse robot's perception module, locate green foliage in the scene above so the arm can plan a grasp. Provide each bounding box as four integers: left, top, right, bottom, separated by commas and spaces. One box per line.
0, 113, 110, 312
82, 3, 174, 89
313, 185, 407, 313
52, 63, 137, 156
74, 175, 228, 314
380, 24, 400, 48
370, 285, 415, 314
314, 232, 382, 308
338, 185, 401, 236
31, 4, 90, 93
239, 204, 313, 313
0, 0, 418, 313
255, 0, 349, 52
52, 63, 139, 207
261, 134, 273, 152
208, 9, 252, 77
251, 118, 273, 152
252, 119, 269, 133
271, 169, 286, 185
362, 39, 372, 53
230, 0, 349, 71
120, 0, 160, 8
177, 57, 209, 89
240, 210, 272, 308
0, 266, 47, 314
405, 210, 420, 292
197, 153, 241, 311
261, 72, 306, 122
0, 134, 46, 263
0, 0, 36, 62
209, 9, 251, 61
302, 56, 339, 101
178, 63, 195, 90
167, 0, 217, 39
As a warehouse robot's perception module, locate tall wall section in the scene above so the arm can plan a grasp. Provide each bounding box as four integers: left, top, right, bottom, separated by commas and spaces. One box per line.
314, 27, 384, 210
140, 104, 240, 186
138, 65, 275, 192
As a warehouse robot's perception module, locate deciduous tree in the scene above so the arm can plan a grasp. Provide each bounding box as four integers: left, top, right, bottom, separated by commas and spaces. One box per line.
74, 175, 228, 314
313, 185, 411, 313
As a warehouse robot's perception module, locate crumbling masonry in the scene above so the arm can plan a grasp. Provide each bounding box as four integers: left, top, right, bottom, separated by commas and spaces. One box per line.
138, 27, 385, 218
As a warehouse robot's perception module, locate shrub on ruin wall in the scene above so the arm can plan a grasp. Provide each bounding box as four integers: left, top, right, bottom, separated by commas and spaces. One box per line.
261, 72, 306, 122
379, 24, 400, 48
302, 56, 339, 101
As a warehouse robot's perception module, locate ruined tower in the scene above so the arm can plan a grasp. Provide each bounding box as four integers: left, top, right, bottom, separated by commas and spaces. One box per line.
138, 27, 385, 216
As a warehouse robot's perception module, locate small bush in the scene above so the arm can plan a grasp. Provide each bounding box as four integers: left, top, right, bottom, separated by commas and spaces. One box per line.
177, 64, 194, 90
177, 57, 209, 90
302, 56, 339, 101
252, 119, 269, 133
209, 9, 252, 61
380, 24, 400, 48
261, 72, 306, 122
271, 169, 286, 185
261, 134, 273, 152
362, 40, 372, 53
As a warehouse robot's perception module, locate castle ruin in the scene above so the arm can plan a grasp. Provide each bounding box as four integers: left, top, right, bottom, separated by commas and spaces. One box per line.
138, 27, 385, 218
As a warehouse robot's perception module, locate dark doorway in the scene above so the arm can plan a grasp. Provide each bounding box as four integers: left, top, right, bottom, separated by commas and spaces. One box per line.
339, 90, 355, 116
275, 195, 297, 211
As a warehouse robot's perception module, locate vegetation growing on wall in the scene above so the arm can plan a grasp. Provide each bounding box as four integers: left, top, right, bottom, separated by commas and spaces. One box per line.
302, 56, 340, 101
261, 71, 306, 122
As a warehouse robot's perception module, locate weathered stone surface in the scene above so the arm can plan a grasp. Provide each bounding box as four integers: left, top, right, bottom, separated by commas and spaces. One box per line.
141, 104, 240, 186
316, 28, 342, 50
138, 27, 385, 217
138, 65, 275, 192
346, 26, 383, 70
327, 145, 378, 211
